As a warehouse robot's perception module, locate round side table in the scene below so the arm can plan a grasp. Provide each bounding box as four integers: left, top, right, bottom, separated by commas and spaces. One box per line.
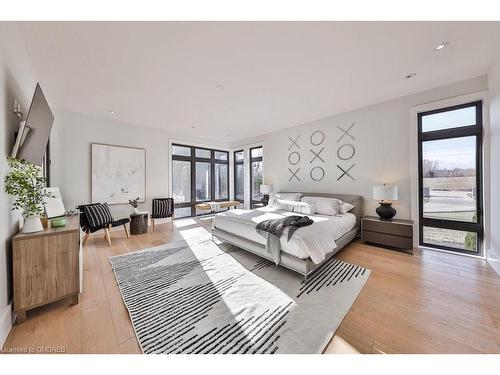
130, 212, 149, 235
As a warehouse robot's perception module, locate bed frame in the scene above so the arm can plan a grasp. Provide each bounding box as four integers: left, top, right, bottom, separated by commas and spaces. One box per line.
211, 192, 363, 279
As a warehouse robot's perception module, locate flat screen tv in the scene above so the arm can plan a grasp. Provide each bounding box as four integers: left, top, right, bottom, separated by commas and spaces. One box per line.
11, 83, 54, 166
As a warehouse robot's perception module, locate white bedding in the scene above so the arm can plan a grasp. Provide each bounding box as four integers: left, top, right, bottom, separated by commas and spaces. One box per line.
212, 206, 356, 264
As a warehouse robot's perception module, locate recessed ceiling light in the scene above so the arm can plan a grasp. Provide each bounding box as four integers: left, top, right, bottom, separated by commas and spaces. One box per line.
435, 42, 450, 51
191, 125, 196, 129
404, 73, 416, 79
216, 84, 225, 90
225, 134, 231, 137
108, 110, 115, 114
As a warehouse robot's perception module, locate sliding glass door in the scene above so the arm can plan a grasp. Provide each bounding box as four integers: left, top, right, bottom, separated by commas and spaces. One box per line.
418, 101, 483, 254
172, 144, 229, 217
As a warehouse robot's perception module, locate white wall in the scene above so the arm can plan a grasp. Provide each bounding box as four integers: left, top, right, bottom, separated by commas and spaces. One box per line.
0, 23, 39, 348
233, 76, 488, 221
488, 54, 500, 275
50, 111, 230, 219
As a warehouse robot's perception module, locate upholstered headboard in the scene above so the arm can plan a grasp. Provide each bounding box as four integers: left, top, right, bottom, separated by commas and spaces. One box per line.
279, 192, 364, 228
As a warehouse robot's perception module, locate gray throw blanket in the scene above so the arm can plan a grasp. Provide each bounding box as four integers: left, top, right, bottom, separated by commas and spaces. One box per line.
255, 216, 314, 264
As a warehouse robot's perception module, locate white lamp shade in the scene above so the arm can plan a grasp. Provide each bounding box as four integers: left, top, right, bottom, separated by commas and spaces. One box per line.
373, 185, 398, 201
260, 184, 273, 195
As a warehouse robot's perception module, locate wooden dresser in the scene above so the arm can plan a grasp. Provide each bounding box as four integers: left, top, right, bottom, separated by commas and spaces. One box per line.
361, 216, 414, 254
12, 215, 83, 323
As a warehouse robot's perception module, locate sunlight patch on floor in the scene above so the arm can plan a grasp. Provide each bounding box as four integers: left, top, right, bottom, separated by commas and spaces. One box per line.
174, 218, 197, 228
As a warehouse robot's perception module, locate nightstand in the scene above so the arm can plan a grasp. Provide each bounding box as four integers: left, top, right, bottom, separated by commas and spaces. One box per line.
361, 216, 414, 254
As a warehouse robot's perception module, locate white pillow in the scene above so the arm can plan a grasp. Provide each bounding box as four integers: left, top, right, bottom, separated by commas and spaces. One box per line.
273, 199, 315, 215
301, 196, 341, 216
339, 202, 355, 214
269, 192, 302, 206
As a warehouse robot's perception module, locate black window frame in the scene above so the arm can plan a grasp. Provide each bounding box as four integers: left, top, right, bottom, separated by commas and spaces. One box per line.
417, 101, 483, 255
42, 139, 50, 187
233, 150, 244, 204
172, 144, 229, 217
249, 146, 263, 209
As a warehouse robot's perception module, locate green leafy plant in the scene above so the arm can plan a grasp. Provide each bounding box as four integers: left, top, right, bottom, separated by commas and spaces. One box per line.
464, 213, 477, 251
4, 158, 53, 217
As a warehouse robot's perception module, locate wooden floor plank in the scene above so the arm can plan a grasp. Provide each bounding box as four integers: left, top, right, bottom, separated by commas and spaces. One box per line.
82, 302, 120, 354
4, 219, 500, 354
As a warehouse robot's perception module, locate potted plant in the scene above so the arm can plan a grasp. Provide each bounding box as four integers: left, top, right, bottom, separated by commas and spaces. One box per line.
128, 197, 140, 215
4, 158, 53, 233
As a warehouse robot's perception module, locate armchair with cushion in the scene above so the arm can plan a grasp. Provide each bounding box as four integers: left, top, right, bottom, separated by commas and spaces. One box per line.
78, 203, 130, 246
151, 198, 174, 232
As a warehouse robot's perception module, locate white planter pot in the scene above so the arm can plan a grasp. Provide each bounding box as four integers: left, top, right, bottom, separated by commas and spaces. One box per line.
132, 207, 139, 215
22, 215, 44, 234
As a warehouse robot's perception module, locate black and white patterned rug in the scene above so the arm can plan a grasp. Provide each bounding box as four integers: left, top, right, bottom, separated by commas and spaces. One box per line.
110, 227, 370, 354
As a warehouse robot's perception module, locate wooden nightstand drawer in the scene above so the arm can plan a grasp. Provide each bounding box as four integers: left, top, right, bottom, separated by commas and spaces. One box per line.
362, 220, 412, 237
362, 231, 413, 250
361, 216, 414, 254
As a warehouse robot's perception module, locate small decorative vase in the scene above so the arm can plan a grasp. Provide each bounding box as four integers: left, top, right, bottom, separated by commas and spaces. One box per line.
132, 207, 139, 215
22, 215, 44, 233
376, 202, 397, 221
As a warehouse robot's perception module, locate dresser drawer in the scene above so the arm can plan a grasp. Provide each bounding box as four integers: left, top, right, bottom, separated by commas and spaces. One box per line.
362, 231, 413, 251
362, 220, 412, 237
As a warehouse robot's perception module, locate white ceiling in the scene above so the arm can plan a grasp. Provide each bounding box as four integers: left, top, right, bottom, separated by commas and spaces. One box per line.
17, 21, 500, 144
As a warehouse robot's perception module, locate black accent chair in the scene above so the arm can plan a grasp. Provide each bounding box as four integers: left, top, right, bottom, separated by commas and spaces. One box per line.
151, 198, 174, 232
78, 203, 130, 246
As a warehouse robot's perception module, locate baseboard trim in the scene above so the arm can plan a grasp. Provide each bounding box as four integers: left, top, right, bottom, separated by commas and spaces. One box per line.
0, 303, 13, 350
487, 257, 500, 276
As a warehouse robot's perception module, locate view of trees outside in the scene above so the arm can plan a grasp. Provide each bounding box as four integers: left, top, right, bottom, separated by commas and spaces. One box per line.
422, 136, 477, 251
196, 162, 211, 201
172, 160, 190, 203
235, 163, 244, 201
214, 163, 228, 199
251, 161, 263, 201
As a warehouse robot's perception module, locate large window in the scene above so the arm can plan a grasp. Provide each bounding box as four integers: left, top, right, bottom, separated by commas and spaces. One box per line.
249, 146, 263, 208
234, 150, 244, 203
418, 101, 483, 254
172, 144, 229, 217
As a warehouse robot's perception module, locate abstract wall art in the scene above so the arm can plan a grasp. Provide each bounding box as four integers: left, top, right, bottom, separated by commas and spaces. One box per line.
91, 143, 146, 204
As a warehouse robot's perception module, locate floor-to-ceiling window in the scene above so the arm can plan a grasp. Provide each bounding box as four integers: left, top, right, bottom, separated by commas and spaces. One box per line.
234, 150, 244, 205
172, 144, 229, 217
418, 101, 483, 254
249, 146, 263, 208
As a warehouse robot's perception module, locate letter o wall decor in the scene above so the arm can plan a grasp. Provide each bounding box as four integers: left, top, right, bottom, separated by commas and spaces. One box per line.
288, 151, 301, 165
310, 130, 325, 146
308, 130, 326, 181
310, 166, 325, 181
337, 143, 355, 161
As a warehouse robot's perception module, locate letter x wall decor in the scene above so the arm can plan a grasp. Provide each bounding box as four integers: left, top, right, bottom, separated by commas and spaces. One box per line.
336, 122, 356, 181
288, 135, 302, 182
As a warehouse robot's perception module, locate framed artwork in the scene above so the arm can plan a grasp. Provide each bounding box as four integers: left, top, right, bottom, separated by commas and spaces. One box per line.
91, 143, 146, 204
43, 187, 66, 218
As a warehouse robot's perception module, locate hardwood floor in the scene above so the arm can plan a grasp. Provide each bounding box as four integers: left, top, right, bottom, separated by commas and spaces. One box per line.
4, 218, 500, 354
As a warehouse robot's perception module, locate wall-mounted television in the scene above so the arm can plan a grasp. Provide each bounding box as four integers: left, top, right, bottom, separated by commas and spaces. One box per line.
11, 83, 54, 166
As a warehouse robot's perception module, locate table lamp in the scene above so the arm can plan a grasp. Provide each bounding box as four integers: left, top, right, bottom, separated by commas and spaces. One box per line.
373, 184, 398, 220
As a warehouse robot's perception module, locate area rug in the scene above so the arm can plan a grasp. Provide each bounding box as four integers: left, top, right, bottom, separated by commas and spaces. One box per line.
110, 228, 370, 354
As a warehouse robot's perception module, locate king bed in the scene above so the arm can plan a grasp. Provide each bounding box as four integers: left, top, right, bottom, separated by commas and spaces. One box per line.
211, 192, 363, 278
